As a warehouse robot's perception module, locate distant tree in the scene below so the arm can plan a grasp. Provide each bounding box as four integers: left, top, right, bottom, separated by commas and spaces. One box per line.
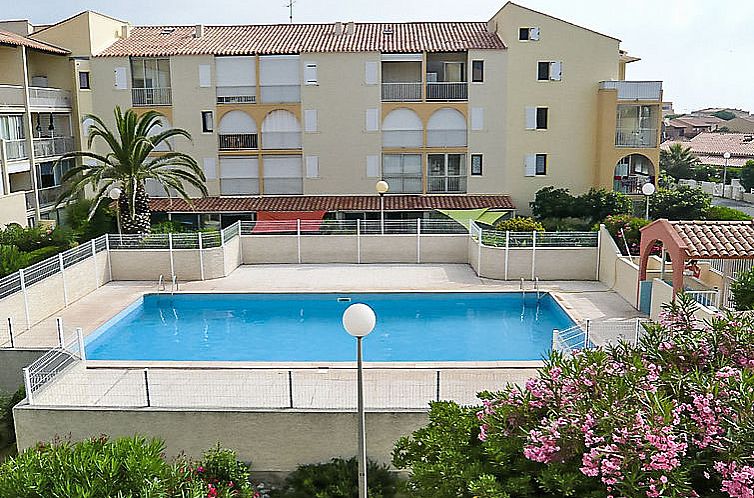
716, 126, 731, 133
712, 110, 736, 121
579, 188, 632, 223
531, 186, 576, 219
660, 143, 700, 180
741, 160, 754, 191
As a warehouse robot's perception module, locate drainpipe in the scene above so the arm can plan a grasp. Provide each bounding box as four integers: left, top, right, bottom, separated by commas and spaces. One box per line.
20, 46, 41, 222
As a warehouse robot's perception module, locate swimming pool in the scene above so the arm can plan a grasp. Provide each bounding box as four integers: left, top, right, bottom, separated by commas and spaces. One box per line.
86, 293, 574, 362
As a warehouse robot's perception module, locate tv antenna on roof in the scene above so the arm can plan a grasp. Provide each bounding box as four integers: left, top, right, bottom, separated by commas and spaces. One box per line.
285, 0, 296, 23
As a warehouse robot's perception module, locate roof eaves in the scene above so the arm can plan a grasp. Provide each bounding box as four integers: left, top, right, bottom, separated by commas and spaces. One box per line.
500, 1, 621, 42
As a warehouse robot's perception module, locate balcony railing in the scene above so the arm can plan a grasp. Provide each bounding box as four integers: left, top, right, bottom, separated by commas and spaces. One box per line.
614, 176, 654, 195
381, 82, 422, 101
262, 132, 302, 150
219, 133, 258, 150
3, 139, 28, 161
0, 85, 24, 107
615, 128, 658, 148
37, 185, 63, 208
131, 87, 172, 106
382, 130, 423, 148
259, 85, 300, 104
216, 86, 256, 104
428, 176, 467, 193
599, 81, 662, 101
426, 82, 468, 101
426, 130, 467, 147
28, 87, 72, 108
220, 178, 260, 196
33, 137, 74, 158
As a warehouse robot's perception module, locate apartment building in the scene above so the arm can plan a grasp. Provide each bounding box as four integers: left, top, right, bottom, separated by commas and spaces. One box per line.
0, 3, 663, 228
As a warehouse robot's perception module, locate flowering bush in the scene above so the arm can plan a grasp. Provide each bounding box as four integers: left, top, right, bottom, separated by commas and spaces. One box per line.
603, 214, 652, 256
395, 295, 754, 498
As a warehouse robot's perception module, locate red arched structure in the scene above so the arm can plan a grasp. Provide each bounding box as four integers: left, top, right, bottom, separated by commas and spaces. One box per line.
638, 220, 688, 300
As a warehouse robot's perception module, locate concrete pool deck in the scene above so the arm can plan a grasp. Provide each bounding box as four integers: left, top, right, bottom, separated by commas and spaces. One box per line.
12, 263, 642, 349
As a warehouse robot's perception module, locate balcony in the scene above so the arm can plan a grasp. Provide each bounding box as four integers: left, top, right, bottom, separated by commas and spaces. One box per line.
426, 129, 467, 147
216, 86, 256, 104
614, 176, 654, 195
37, 185, 63, 208
2, 139, 28, 161
262, 132, 301, 150
131, 87, 172, 106
0, 85, 24, 108
28, 87, 72, 109
33, 137, 74, 158
382, 130, 423, 148
381, 82, 422, 102
599, 81, 662, 101
219, 133, 258, 150
259, 85, 300, 104
426, 82, 467, 101
615, 128, 658, 148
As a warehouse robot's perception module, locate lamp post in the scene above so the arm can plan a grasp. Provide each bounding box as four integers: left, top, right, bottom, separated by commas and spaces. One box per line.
109, 187, 123, 235
641, 182, 656, 220
722, 151, 731, 198
375, 180, 389, 235
342, 303, 376, 498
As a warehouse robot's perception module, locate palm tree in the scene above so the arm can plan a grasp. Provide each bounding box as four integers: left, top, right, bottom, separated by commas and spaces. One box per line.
660, 143, 699, 180
56, 107, 207, 234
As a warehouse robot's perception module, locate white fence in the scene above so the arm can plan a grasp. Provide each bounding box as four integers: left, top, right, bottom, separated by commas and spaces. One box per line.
553, 318, 647, 354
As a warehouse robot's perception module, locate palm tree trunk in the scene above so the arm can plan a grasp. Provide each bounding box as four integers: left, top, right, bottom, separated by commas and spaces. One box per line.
119, 183, 151, 234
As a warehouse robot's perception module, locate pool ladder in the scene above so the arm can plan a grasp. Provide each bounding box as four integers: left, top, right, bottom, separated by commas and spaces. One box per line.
519, 277, 543, 301
157, 274, 178, 294
157, 274, 166, 292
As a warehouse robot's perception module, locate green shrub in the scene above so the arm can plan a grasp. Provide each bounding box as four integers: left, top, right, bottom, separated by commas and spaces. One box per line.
531, 186, 576, 219
151, 220, 189, 233
198, 443, 256, 495
0, 245, 28, 278
531, 187, 631, 225
650, 186, 711, 220
731, 267, 754, 310
540, 216, 593, 232
741, 160, 754, 191
0, 386, 24, 448
705, 205, 752, 221
0, 224, 46, 252
273, 457, 399, 498
23, 246, 63, 266
494, 217, 545, 232
603, 214, 651, 256
63, 198, 116, 241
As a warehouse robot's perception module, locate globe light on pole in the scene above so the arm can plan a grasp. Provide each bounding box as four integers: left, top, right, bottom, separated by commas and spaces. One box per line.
723, 151, 732, 198
375, 180, 389, 235
342, 303, 376, 498
641, 182, 655, 220
109, 187, 123, 235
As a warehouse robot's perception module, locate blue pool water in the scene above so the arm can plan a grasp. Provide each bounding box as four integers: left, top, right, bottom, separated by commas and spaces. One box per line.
86, 293, 574, 362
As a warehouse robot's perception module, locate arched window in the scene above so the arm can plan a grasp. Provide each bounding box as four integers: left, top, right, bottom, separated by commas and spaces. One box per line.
427, 108, 467, 147
613, 154, 655, 194
218, 111, 258, 150
261, 110, 301, 149
382, 108, 423, 148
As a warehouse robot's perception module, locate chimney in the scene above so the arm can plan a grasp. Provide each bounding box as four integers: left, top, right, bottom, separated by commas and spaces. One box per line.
194, 24, 205, 38
120, 24, 131, 39
334, 21, 343, 35
345, 21, 355, 35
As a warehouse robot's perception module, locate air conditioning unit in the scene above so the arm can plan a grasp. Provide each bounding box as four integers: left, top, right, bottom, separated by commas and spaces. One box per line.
426, 72, 438, 82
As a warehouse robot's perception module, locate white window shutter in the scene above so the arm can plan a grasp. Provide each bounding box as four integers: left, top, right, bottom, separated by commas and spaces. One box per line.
529, 27, 540, 41
198, 64, 211, 87
114, 67, 127, 89
304, 109, 318, 132
203, 158, 217, 180
550, 61, 562, 81
365, 61, 378, 85
471, 107, 484, 131
366, 155, 380, 178
524, 154, 537, 177
304, 62, 318, 85
305, 156, 319, 178
525, 107, 537, 130
366, 108, 379, 131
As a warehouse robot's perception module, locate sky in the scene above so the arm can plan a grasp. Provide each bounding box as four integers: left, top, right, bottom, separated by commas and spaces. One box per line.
1, 0, 750, 114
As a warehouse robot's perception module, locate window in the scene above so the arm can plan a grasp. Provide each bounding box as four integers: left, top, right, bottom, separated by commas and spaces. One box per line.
304, 62, 318, 85
536, 154, 547, 175
536, 107, 548, 129
198, 64, 211, 87
519, 27, 540, 41
525, 107, 548, 130
201, 111, 214, 133
471, 60, 484, 83
130, 58, 171, 89
428, 153, 466, 193
78, 71, 90, 90
537, 61, 562, 81
305, 156, 319, 178
382, 154, 422, 193
471, 154, 483, 176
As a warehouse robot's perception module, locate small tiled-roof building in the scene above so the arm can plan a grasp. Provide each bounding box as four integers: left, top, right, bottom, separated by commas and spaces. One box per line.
661, 132, 754, 168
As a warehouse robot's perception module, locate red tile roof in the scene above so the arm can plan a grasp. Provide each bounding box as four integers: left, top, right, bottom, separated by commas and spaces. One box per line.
0, 29, 70, 55
661, 133, 754, 159
97, 23, 505, 57
670, 220, 754, 259
149, 195, 515, 213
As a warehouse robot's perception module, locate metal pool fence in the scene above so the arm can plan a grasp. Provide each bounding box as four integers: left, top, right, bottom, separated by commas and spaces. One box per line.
553, 318, 647, 353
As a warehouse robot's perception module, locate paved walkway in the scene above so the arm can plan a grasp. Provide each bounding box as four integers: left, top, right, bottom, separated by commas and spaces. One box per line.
713, 197, 754, 217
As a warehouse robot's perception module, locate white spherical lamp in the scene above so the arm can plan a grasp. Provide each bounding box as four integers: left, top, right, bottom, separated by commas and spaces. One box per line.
641, 183, 656, 196
342, 303, 376, 338
375, 180, 389, 195
109, 187, 123, 200
723, 152, 731, 160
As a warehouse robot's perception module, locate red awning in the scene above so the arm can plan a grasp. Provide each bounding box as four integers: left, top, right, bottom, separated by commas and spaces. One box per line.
252, 210, 327, 233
